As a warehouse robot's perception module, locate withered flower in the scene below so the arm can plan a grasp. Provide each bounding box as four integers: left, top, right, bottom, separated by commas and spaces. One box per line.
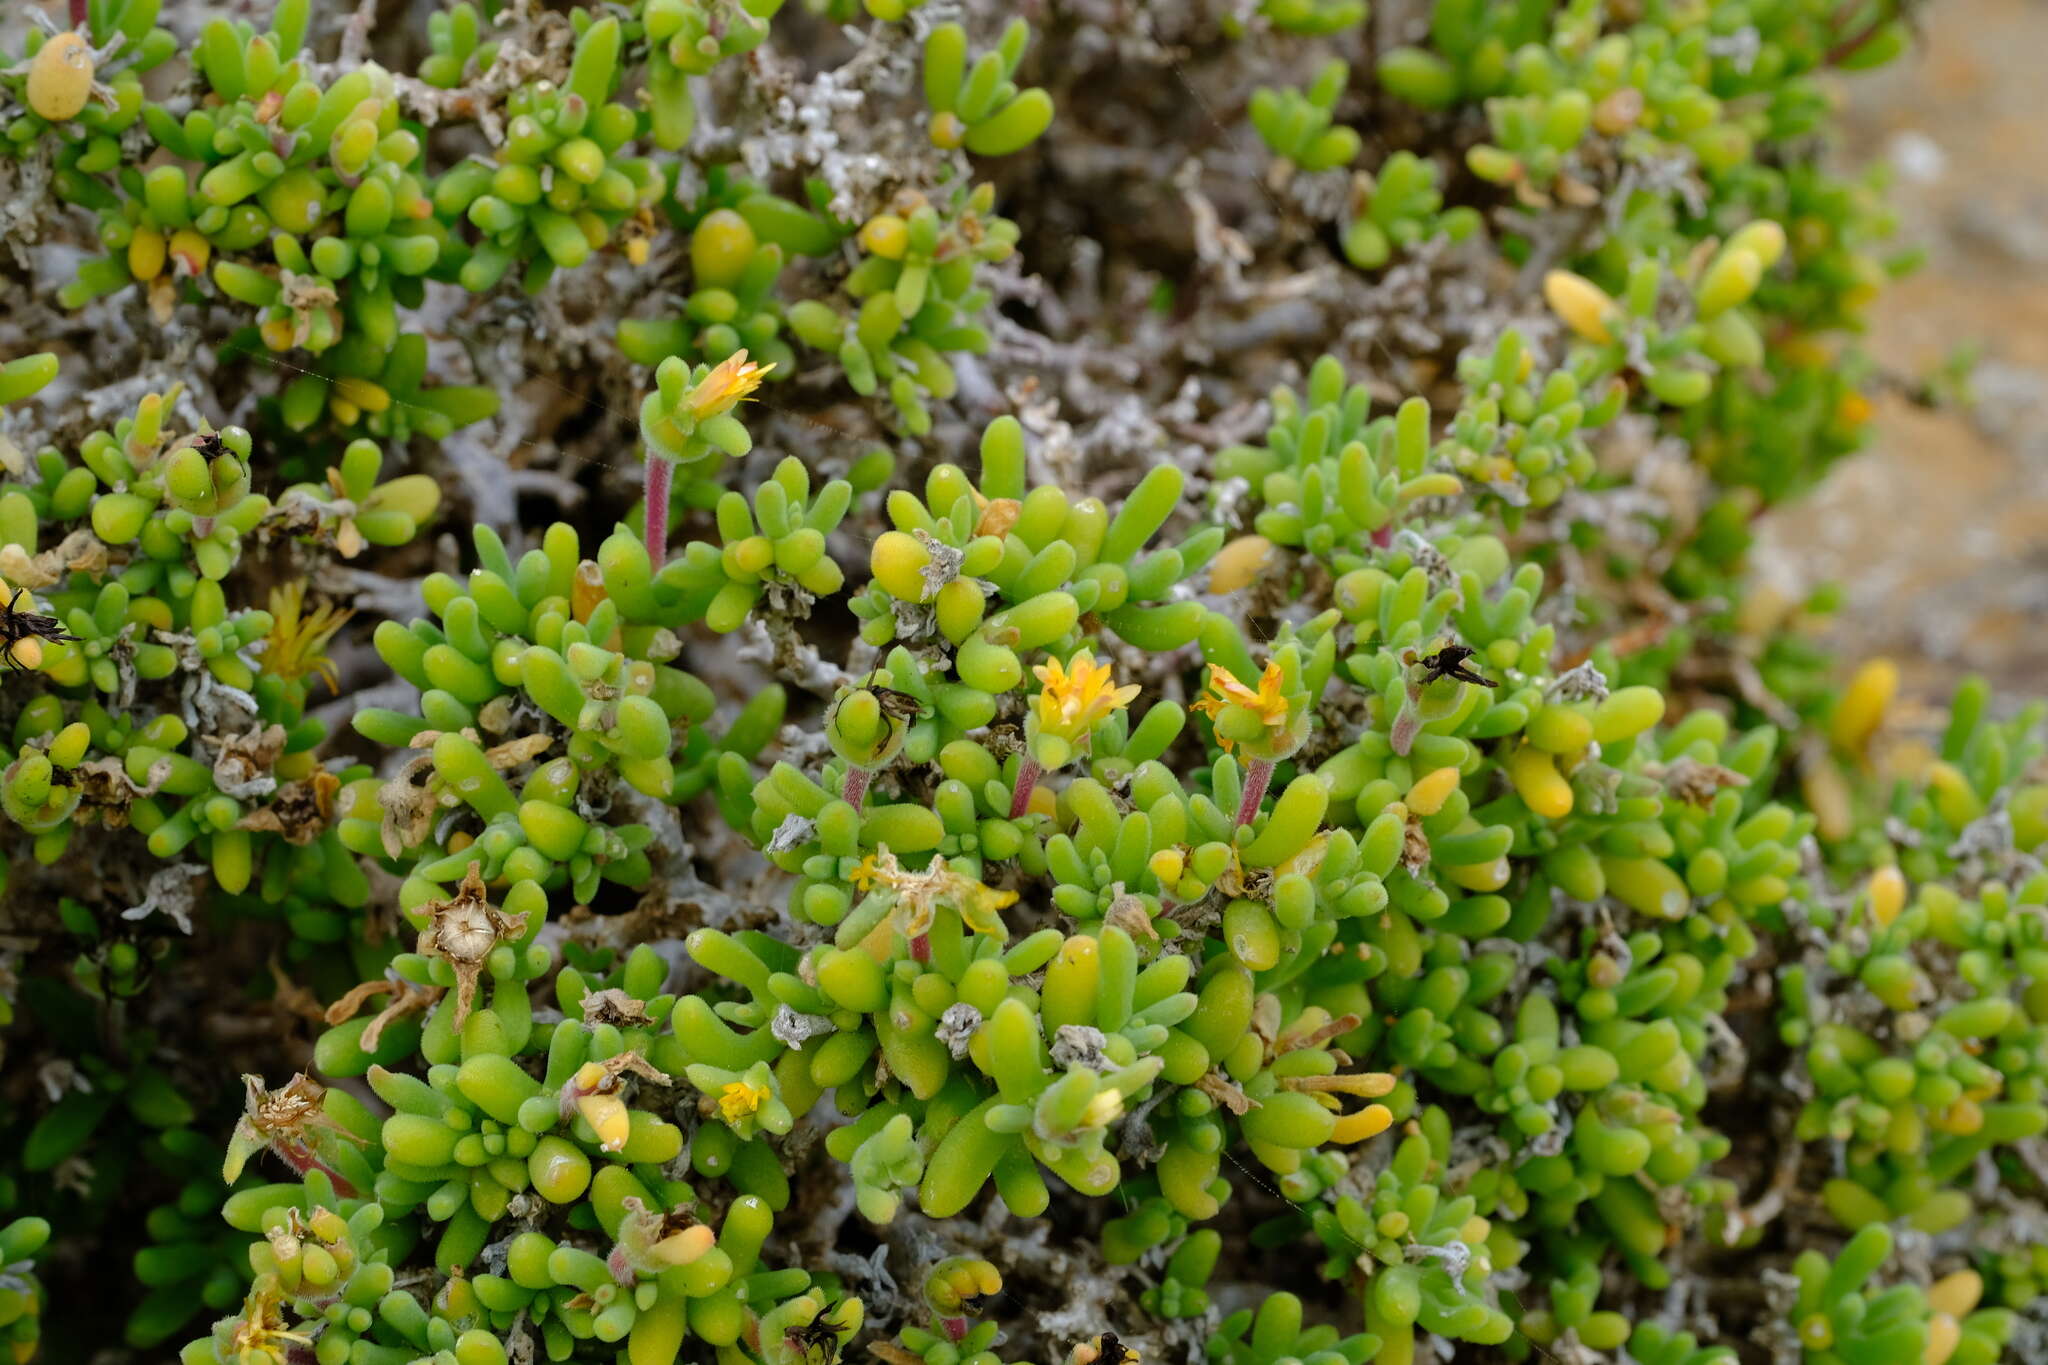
557, 1051, 672, 1152
324, 971, 441, 1051
218, 1275, 313, 1360
607, 1195, 716, 1285
224, 1073, 367, 1195
416, 863, 529, 1030
580, 987, 654, 1028
238, 770, 343, 846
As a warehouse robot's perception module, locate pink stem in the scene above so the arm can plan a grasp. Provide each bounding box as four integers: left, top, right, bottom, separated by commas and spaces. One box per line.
910, 934, 932, 964
1235, 757, 1275, 828
277, 1142, 358, 1199
940, 1316, 969, 1343
643, 454, 673, 567
842, 766, 872, 809
71, 0, 89, 30
1007, 755, 1043, 820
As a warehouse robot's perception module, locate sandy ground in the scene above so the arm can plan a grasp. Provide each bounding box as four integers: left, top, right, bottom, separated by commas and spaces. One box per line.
1756, 0, 2048, 703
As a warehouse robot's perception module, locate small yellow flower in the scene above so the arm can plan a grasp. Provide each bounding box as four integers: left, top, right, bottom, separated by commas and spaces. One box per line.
263, 580, 353, 694
687, 350, 775, 421
850, 854, 881, 893
1190, 660, 1290, 751
1032, 650, 1140, 744
718, 1078, 771, 1124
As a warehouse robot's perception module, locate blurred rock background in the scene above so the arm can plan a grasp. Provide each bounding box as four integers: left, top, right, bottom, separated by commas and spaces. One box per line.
1757, 0, 2048, 703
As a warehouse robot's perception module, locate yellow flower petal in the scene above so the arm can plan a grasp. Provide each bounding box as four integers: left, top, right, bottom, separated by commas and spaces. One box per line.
687, 350, 774, 421
717, 1079, 771, 1123
1031, 650, 1139, 745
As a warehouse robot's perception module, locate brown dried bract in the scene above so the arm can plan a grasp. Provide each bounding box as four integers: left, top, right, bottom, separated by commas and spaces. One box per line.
1400, 816, 1433, 878
211, 723, 289, 800
1274, 1011, 1361, 1058
325, 972, 443, 1051
1648, 756, 1751, 808
377, 751, 439, 860
1248, 992, 1283, 1056
416, 864, 529, 1029
70, 753, 168, 827
975, 497, 1021, 539
1102, 891, 1158, 943
0, 529, 108, 590
238, 770, 342, 845
1195, 1069, 1257, 1115
486, 732, 555, 769
580, 987, 654, 1028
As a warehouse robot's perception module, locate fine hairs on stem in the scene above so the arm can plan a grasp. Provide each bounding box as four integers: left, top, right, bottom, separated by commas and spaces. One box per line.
643, 454, 673, 567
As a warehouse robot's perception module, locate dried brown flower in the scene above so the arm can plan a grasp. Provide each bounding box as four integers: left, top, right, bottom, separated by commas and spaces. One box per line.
416, 864, 529, 1029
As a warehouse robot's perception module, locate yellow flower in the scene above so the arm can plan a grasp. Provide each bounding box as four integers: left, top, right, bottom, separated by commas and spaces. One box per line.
1031, 650, 1140, 744
850, 854, 881, 893
263, 580, 353, 694
1190, 660, 1290, 751
687, 350, 774, 421
718, 1078, 771, 1124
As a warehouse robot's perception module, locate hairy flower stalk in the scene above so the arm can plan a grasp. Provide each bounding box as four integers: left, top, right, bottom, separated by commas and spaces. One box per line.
640, 351, 771, 567
1192, 659, 1305, 825
642, 452, 673, 567
1006, 755, 1041, 820
1235, 758, 1275, 830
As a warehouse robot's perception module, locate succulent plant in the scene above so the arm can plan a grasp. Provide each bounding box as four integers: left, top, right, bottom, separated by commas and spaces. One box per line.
0, 3, 2037, 1365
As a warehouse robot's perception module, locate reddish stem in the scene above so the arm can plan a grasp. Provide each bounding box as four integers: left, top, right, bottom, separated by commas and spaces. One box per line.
910, 933, 932, 963
842, 765, 872, 810
70, 0, 89, 30
1235, 757, 1275, 828
1007, 755, 1043, 820
277, 1142, 358, 1199
643, 454, 673, 567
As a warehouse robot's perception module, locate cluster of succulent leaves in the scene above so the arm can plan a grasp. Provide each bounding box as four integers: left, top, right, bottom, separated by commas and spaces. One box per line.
1, 0, 1050, 442
1239, 0, 1910, 626
0, 1, 2042, 1365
